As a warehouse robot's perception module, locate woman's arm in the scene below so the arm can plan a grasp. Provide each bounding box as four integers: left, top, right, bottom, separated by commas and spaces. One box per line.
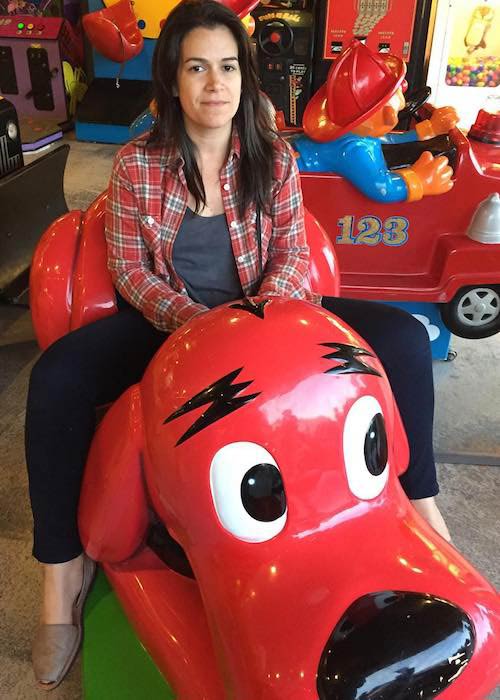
105, 152, 207, 333
257, 141, 310, 298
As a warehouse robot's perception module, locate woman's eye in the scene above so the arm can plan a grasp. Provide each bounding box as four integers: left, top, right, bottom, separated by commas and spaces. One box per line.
189, 65, 204, 72
210, 442, 287, 542
223, 64, 236, 71
343, 396, 389, 500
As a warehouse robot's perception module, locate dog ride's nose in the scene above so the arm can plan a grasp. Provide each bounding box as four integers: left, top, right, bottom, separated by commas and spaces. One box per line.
317, 591, 474, 700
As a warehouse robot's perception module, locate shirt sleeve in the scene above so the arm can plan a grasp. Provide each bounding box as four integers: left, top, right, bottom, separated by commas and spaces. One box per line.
336, 140, 408, 202
105, 151, 207, 333
258, 141, 311, 298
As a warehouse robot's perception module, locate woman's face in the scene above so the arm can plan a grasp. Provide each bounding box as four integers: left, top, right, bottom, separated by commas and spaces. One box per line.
176, 25, 242, 138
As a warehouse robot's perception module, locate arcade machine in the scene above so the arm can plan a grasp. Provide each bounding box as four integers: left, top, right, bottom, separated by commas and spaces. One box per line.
312, 0, 434, 94
0, 97, 68, 302
0, 12, 84, 150
0, 94, 22, 175
426, 0, 499, 130
251, 0, 316, 129
75, 0, 177, 144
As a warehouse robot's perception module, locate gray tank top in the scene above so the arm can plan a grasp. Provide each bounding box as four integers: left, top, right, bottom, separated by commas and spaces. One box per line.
172, 207, 243, 308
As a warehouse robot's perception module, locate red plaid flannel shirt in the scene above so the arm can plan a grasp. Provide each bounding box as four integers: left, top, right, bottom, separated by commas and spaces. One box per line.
105, 130, 322, 332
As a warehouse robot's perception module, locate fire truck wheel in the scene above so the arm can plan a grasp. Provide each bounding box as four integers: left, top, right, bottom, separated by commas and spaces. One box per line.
440, 285, 500, 339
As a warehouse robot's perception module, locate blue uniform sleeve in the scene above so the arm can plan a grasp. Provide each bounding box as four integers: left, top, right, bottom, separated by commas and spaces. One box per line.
294, 135, 409, 203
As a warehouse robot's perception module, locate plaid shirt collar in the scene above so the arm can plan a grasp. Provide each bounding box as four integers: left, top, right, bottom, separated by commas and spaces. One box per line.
159, 126, 242, 174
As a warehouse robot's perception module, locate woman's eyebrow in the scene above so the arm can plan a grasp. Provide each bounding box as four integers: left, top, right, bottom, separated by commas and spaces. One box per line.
184, 56, 238, 63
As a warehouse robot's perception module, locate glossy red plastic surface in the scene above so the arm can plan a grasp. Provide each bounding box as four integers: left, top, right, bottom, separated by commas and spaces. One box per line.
82, 0, 144, 63
221, 0, 260, 18
303, 208, 340, 297
80, 299, 500, 699
469, 107, 500, 146
300, 121, 500, 302
79, 385, 149, 563
29, 210, 82, 351
104, 549, 224, 700
304, 39, 406, 142
70, 193, 117, 332
30, 193, 117, 350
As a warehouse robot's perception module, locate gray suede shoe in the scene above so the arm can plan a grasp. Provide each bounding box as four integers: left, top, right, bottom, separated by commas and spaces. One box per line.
32, 555, 97, 691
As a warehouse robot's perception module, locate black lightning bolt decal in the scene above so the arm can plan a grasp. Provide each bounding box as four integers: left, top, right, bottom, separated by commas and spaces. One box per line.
229, 297, 269, 319
320, 342, 382, 377
164, 368, 260, 446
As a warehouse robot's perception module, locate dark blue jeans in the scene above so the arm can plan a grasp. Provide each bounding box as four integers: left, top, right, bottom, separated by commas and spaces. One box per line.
26, 297, 437, 563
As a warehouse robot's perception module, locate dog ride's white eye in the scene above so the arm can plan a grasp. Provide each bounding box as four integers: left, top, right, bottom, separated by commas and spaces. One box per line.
343, 396, 389, 500
210, 442, 287, 542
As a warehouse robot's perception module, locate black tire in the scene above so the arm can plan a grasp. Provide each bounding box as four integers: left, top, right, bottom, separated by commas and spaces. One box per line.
440, 285, 500, 339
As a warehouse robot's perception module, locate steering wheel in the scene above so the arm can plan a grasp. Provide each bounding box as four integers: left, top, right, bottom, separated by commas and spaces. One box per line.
258, 19, 294, 56
397, 86, 431, 121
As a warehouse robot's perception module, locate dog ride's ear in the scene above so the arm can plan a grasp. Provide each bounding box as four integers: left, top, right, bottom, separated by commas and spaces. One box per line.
79, 385, 149, 562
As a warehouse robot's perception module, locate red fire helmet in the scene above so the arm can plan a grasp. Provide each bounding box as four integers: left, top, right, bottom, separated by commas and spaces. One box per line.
304, 39, 406, 141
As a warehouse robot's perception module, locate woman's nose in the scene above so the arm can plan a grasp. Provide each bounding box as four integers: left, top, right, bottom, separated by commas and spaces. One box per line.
206, 69, 223, 89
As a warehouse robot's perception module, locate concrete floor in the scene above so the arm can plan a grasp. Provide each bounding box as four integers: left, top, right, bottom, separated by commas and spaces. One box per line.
0, 136, 498, 699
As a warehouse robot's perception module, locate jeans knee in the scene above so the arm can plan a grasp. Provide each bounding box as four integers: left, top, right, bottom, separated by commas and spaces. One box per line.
28, 338, 86, 408
401, 313, 432, 362
383, 307, 431, 356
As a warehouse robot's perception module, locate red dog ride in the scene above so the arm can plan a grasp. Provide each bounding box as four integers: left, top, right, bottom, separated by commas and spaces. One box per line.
30, 190, 500, 698
75, 298, 500, 700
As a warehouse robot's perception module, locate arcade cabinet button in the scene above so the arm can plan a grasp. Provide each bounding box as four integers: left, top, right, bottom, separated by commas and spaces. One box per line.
17, 22, 24, 30
27, 23, 34, 30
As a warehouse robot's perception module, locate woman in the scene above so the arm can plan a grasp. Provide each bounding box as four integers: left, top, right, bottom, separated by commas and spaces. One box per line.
26, 0, 449, 690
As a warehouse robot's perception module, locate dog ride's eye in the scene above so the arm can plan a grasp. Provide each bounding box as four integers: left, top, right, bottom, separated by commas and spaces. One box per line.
241, 463, 286, 522
343, 396, 389, 500
210, 442, 287, 542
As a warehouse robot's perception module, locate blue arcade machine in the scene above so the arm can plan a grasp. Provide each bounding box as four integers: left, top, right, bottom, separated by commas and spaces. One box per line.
75, 0, 157, 143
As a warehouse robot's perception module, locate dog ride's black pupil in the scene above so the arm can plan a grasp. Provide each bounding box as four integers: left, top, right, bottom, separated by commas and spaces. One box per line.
364, 413, 388, 476
241, 463, 286, 522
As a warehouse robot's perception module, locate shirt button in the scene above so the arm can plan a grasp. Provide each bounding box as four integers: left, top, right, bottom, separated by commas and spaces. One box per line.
223, 183, 230, 191
230, 220, 238, 229
146, 216, 155, 225
237, 255, 245, 262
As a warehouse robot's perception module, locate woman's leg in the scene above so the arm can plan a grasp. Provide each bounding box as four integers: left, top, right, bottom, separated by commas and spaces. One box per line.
26, 307, 167, 624
321, 297, 450, 539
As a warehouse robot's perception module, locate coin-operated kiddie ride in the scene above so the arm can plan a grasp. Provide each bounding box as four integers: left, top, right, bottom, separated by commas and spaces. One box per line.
76, 0, 260, 143
293, 39, 500, 358
31, 197, 500, 697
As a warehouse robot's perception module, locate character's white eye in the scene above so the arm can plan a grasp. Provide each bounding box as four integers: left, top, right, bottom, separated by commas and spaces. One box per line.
343, 396, 389, 500
210, 442, 287, 542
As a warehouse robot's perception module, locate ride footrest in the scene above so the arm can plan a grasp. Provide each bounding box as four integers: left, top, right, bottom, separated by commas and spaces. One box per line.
83, 569, 174, 699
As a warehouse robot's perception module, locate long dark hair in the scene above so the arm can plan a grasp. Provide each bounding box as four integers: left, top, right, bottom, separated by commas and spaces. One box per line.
149, 0, 275, 216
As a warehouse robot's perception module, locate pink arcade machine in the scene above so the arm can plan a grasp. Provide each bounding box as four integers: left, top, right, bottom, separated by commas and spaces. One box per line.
0, 14, 82, 149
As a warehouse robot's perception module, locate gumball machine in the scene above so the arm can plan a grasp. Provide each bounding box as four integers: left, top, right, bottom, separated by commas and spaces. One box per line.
426, 0, 500, 130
